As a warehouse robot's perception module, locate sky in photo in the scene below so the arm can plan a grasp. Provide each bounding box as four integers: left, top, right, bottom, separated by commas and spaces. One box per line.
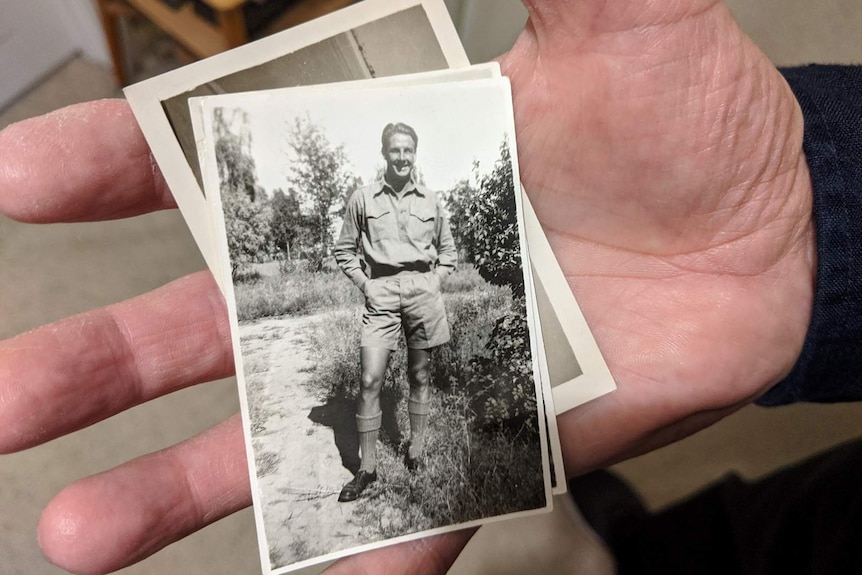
231, 79, 515, 196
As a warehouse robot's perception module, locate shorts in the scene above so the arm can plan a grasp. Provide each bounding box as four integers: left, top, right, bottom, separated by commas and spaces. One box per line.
361, 271, 450, 350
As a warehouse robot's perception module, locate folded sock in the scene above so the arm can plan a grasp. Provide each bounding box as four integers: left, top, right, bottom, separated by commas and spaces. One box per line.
357, 412, 382, 472
408, 398, 431, 459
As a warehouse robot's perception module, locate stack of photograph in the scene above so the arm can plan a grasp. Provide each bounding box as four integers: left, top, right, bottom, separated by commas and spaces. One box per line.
124, 0, 615, 572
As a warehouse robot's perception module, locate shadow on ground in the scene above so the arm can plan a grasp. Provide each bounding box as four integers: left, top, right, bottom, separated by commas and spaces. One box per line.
308, 387, 405, 475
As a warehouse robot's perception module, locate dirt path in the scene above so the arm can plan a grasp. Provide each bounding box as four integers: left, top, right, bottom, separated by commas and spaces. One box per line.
239, 313, 378, 569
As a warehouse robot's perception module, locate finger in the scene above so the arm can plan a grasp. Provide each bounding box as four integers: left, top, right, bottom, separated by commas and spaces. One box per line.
0, 271, 233, 454
323, 528, 476, 575
0, 99, 175, 223
38, 414, 250, 575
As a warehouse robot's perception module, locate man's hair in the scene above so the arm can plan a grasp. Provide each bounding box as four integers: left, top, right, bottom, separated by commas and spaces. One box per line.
381, 122, 418, 152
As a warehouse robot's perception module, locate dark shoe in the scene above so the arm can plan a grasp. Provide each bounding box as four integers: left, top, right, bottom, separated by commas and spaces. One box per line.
338, 470, 377, 502
405, 453, 423, 472
404, 442, 424, 472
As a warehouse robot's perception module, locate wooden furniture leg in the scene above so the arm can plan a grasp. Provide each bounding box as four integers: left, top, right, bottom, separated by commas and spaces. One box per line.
95, 0, 128, 86
217, 6, 248, 49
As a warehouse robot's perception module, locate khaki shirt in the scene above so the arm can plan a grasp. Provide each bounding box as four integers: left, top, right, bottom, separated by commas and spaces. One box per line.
334, 179, 457, 290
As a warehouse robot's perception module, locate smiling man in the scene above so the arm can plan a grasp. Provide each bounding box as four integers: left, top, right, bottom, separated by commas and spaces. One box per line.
333, 122, 457, 502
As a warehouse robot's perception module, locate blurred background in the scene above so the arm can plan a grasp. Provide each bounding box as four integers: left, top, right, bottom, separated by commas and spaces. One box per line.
1, 1, 861, 574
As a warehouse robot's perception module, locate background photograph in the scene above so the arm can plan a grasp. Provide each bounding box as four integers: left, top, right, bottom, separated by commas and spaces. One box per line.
162, 4, 451, 189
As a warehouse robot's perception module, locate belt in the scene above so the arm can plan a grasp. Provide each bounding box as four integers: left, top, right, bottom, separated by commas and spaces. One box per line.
367, 262, 431, 279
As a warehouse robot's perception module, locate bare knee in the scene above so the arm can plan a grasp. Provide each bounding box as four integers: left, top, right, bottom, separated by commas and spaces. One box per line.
360, 371, 384, 400
408, 364, 430, 393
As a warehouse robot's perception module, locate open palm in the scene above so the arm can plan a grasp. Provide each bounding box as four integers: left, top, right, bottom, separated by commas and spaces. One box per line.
505, 0, 813, 472
0, 1, 813, 574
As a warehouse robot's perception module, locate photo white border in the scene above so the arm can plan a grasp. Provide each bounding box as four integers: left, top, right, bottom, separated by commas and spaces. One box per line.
525, 274, 569, 495
527, 259, 567, 494
522, 191, 617, 414
200, 78, 553, 574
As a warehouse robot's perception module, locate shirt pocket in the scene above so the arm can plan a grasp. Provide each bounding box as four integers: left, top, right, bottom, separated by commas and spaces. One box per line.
407, 203, 437, 245
365, 204, 395, 242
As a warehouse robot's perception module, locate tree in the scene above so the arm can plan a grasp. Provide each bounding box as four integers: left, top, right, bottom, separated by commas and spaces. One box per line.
214, 108, 256, 200
471, 138, 524, 297
221, 184, 272, 277
213, 107, 272, 278
443, 177, 479, 264
270, 188, 313, 260
286, 118, 360, 271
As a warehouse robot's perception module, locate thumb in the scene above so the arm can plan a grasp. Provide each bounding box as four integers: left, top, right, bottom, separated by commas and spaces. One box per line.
520, 0, 722, 45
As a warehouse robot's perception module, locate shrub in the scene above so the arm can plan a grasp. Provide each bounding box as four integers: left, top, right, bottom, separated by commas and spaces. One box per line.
439, 264, 491, 294
277, 259, 312, 275
444, 141, 525, 297
464, 298, 539, 436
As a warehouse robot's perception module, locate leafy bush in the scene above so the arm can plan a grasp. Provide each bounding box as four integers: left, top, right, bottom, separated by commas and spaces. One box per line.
464, 298, 538, 435
444, 139, 525, 297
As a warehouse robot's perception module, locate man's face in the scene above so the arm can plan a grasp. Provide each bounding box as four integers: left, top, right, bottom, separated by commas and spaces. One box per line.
383, 133, 416, 184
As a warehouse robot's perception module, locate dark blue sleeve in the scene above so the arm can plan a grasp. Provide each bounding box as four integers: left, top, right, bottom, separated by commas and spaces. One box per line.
757, 65, 862, 406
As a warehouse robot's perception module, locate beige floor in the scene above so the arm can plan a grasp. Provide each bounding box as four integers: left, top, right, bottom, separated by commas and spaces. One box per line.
2, 2, 861, 574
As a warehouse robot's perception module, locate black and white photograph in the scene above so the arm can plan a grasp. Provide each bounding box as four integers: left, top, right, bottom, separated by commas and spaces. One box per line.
200, 79, 551, 573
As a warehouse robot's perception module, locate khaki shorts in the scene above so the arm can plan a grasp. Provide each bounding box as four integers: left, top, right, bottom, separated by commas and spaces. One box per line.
361, 271, 450, 350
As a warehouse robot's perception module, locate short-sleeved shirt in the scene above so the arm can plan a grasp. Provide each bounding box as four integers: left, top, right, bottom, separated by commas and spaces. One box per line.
334, 179, 457, 290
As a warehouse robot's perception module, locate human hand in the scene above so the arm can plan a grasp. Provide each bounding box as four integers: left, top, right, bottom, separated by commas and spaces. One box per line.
503, 0, 814, 473
0, 1, 815, 573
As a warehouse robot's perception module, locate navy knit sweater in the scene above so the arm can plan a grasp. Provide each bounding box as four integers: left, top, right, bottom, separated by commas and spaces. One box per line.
758, 65, 862, 405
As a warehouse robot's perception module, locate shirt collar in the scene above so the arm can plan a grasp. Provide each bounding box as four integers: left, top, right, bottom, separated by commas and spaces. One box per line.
375, 177, 424, 197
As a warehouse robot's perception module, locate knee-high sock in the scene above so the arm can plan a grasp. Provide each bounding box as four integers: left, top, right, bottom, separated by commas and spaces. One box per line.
408, 398, 431, 459
357, 412, 382, 472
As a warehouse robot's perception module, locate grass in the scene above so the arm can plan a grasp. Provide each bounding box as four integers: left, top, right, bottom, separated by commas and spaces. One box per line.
241, 351, 275, 436
354, 390, 545, 537
235, 264, 361, 321
234, 262, 502, 322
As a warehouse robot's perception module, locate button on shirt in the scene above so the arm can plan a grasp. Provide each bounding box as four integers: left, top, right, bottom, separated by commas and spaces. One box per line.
334, 179, 457, 290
